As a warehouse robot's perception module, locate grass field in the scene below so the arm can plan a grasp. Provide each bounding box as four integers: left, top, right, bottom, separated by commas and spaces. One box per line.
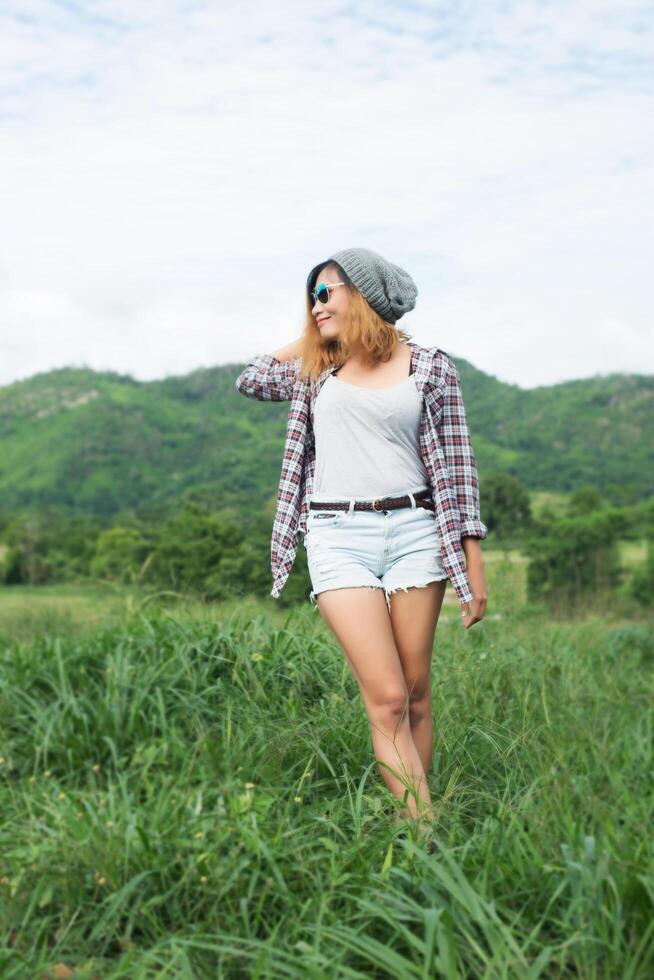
0, 566, 652, 977
0, 544, 526, 644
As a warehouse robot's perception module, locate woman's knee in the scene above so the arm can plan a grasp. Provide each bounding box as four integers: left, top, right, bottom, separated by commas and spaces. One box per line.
367, 688, 412, 727
407, 690, 432, 723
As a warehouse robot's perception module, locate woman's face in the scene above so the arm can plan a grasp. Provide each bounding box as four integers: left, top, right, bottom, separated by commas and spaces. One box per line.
311, 264, 350, 342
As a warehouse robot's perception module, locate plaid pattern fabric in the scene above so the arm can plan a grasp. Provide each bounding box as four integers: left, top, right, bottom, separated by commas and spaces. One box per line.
235, 341, 487, 606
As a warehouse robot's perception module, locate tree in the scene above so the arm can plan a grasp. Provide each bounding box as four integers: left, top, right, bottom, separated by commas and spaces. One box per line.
629, 542, 654, 608
567, 485, 604, 517
482, 472, 532, 541
91, 526, 152, 585
525, 507, 629, 611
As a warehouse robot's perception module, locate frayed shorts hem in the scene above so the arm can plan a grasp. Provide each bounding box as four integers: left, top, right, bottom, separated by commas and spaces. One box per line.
309, 574, 449, 614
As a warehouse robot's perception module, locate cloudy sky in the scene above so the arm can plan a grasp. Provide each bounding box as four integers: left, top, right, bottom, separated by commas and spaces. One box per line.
1, 0, 652, 390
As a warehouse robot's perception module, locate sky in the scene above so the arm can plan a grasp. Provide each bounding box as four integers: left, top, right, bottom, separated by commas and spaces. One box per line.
1, 0, 653, 390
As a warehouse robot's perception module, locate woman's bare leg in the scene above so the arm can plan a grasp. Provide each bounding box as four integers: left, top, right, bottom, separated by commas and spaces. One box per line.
315, 586, 432, 819
387, 580, 447, 779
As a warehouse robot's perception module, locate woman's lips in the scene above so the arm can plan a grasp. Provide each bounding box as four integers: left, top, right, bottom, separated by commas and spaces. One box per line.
318, 318, 331, 325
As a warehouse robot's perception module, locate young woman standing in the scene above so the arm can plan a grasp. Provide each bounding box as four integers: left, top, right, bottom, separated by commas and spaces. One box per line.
235, 247, 488, 844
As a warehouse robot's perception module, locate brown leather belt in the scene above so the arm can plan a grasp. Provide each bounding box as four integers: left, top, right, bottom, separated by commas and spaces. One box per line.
309, 488, 434, 514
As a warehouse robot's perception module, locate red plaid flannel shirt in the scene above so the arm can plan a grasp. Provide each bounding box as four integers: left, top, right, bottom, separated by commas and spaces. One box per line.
235, 341, 487, 606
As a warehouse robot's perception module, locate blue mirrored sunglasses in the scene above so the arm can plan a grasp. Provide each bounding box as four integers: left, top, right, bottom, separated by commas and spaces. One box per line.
309, 281, 345, 305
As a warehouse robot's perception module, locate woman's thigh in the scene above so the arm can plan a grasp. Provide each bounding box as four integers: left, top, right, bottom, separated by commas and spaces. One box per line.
387, 580, 447, 703
315, 587, 409, 715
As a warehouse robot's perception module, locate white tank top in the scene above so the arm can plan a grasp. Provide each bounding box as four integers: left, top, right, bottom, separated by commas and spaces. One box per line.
312, 371, 430, 499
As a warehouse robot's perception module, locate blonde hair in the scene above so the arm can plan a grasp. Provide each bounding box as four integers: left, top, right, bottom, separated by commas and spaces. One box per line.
298, 261, 412, 383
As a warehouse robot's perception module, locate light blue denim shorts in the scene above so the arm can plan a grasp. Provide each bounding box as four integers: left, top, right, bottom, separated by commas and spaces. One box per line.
303, 488, 448, 612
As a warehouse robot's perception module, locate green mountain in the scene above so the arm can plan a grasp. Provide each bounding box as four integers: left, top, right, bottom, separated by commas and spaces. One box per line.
0, 358, 651, 519
455, 358, 653, 495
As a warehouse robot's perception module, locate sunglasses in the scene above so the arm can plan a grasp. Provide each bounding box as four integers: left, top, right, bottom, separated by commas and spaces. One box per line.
309, 281, 345, 305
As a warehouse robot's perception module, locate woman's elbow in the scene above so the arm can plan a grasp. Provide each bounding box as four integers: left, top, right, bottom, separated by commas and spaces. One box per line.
234, 373, 264, 400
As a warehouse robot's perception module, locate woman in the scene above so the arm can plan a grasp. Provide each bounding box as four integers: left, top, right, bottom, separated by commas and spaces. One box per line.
235, 247, 488, 841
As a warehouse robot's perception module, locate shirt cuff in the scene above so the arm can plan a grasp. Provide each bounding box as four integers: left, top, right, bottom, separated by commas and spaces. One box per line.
461, 518, 488, 539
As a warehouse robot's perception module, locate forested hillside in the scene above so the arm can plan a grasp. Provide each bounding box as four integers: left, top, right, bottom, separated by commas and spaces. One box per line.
0, 357, 651, 520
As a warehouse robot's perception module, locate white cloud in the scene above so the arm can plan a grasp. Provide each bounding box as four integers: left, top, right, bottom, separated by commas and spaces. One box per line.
0, 0, 652, 388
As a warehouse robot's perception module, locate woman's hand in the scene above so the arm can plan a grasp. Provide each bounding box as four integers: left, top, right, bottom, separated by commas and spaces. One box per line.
460, 539, 488, 629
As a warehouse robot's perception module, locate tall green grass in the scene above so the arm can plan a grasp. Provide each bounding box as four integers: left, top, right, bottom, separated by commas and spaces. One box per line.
0, 597, 652, 978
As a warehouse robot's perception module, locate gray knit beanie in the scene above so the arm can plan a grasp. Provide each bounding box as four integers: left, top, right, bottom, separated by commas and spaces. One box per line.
326, 247, 418, 324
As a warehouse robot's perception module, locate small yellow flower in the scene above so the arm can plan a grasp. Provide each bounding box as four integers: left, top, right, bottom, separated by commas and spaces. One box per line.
44, 770, 51, 777
294, 796, 303, 803
194, 831, 204, 840
244, 782, 256, 789
92, 764, 101, 772
0, 757, 5, 764
97, 876, 107, 886
106, 821, 114, 829
28, 776, 36, 784
199, 875, 208, 883
58, 793, 66, 800
251, 653, 264, 662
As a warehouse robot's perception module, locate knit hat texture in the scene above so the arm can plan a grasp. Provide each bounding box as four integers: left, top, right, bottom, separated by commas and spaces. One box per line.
326, 247, 418, 323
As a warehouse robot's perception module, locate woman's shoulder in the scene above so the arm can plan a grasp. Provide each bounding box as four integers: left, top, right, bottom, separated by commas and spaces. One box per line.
408, 341, 454, 381
408, 339, 450, 357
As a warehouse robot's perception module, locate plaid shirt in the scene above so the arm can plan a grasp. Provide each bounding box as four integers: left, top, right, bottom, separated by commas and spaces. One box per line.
235, 341, 487, 606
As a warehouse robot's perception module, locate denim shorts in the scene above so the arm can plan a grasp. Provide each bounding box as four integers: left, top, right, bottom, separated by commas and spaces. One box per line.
303, 488, 448, 613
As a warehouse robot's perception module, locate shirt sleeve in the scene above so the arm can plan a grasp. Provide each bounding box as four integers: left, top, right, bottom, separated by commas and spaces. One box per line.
234, 353, 301, 402
436, 356, 488, 539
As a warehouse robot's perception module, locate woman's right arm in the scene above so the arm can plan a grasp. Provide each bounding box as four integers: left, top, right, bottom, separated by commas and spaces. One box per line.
234, 338, 304, 401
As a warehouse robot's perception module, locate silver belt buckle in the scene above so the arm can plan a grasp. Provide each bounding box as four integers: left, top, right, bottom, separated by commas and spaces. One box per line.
372, 498, 383, 512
